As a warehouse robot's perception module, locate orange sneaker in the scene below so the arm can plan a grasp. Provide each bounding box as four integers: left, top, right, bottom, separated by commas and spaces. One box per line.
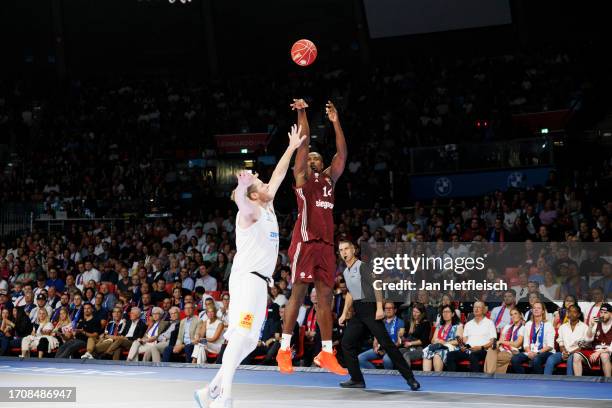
314, 350, 348, 375
276, 348, 294, 374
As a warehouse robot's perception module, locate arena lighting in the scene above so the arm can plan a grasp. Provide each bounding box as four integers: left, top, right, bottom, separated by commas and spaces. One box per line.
240, 148, 248, 154
168, 0, 192, 3
540, 128, 549, 134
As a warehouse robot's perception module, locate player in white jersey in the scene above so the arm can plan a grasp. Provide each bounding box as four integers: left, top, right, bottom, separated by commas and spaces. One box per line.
194, 124, 305, 408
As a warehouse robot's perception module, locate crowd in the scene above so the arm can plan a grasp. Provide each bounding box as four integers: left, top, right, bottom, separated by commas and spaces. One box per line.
0, 175, 610, 376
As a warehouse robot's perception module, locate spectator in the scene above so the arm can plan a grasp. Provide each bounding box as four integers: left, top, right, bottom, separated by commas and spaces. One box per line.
484, 307, 525, 374
422, 304, 463, 372
358, 301, 405, 370
127, 307, 169, 361
20, 308, 56, 358
165, 302, 200, 362
433, 294, 461, 327
585, 287, 605, 326
0, 308, 15, 356
446, 301, 497, 372
192, 305, 224, 364
89, 306, 126, 360
490, 290, 516, 333
29, 294, 53, 324
510, 301, 554, 374
544, 304, 587, 375
553, 295, 578, 329
194, 264, 217, 292
142, 307, 180, 362
102, 307, 146, 360
55, 303, 102, 359
573, 303, 611, 377
270, 285, 288, 307
399, 303, 431, 366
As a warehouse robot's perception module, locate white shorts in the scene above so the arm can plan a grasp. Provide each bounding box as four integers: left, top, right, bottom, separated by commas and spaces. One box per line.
225, 270, 269, 342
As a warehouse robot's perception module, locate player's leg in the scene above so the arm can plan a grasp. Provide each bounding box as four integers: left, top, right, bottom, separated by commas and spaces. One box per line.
276, 281, 308, 373
311, 243, 348, 375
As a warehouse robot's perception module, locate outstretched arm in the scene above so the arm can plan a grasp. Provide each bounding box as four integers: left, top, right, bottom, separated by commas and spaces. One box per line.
233, 171, 260, 228
268, 124, 307, 198
291, 99, 310, 186
323, 101, 347, 183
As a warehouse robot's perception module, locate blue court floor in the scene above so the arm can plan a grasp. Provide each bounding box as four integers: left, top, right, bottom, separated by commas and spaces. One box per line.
0, 357, 610, 408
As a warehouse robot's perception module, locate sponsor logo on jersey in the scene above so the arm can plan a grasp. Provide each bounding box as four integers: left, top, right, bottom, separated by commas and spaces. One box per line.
315, 200, 334, 209
269, 231, 279, 239
239, 312, 254, 329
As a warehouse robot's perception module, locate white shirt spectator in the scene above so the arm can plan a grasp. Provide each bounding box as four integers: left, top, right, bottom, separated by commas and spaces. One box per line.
273, 294, 288, 307
463, 317, 497, 347
0, 279, 9, 292
557, 321, 589, 353
29, 305, 53, 323
82, 268, 101, 284
222, 219, 235, 233
503, 210, 520, 230
522, 320, 555, 353
446, 244, 469, 260
180, 228, 196, 240
195, 275, 217, 292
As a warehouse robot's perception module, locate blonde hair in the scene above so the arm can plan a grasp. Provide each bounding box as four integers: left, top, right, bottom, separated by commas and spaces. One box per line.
530, 301, 548, 322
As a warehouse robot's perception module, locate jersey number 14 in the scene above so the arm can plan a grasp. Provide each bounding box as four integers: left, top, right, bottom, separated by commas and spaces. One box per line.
322, 186, 332, 197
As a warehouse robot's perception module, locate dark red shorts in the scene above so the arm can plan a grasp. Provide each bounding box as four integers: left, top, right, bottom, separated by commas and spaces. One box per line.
288, 240, 336, 288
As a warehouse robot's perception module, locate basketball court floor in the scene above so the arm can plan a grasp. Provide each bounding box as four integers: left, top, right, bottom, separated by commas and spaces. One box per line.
0, 357, 610, 408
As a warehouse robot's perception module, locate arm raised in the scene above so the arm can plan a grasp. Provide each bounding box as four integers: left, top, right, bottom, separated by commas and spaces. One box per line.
323, 101, 347, 183
267, 124, 307, 199
290, 99, 310, 186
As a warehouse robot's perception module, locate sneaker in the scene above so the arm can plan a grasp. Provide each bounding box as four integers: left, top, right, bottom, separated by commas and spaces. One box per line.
80, 352, 92, 359
194, 385, 219, 408
314, 351, 348, 376
210, 398, 233, 408
276, 348, 294, 374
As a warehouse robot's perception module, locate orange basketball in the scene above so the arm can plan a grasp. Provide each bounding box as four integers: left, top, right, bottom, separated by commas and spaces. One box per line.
291, 39, 317, 67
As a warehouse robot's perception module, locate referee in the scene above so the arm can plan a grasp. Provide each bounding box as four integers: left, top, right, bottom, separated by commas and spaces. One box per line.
338, 240, 420, 390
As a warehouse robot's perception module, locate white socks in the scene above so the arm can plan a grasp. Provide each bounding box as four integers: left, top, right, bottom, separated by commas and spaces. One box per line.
322, 340, 333, 353
280, 333, 292, 350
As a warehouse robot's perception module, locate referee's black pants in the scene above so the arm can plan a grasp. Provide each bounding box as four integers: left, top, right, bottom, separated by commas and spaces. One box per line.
341, 300, 415, 384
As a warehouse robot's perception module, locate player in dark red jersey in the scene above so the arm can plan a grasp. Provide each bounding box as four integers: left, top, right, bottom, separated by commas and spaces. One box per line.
276, 98, 348, 375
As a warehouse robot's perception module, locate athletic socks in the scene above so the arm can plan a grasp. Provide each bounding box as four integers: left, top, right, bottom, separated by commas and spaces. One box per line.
322, 340, 333, 353
280, 333, 292, 350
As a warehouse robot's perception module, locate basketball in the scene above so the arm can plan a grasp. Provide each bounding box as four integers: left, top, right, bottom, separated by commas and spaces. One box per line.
291, 39, 317, 66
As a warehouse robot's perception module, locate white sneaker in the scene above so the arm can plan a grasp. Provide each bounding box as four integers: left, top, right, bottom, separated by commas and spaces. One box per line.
194, 384, 219, 408
210, 398, 232, 408
80, 352, 92, 359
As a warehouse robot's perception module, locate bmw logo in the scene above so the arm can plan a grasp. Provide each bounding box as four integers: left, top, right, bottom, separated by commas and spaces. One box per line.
434, 177, 452, 196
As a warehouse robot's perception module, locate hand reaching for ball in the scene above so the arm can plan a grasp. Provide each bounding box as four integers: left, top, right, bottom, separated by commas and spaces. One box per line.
326, 101, 339, 122
236, 170, 255, 188
290, 98, 309, 111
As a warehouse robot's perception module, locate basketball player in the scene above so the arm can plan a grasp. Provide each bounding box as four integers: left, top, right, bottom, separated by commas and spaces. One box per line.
276, 99, 348, 375
194, 124, 306, 408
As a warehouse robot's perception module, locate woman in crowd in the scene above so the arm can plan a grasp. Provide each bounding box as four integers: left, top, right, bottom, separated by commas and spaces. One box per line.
553, 295, 578, 329
484, 307, 525, 373
511, 301, 555, 374
400, 303, 431, 366
544, 304, 587, 375
20, 308, 59, 358
433, 294, 461, 327
0, 308, 15, 355
270, 285, 288, 307
51, 307, 74, 348
192, 306, 225, 364
422, 304, 463, 372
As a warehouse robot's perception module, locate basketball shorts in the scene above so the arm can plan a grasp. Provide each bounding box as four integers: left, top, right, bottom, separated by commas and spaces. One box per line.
288, 240, 336, 288
225, 269, 269, 342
